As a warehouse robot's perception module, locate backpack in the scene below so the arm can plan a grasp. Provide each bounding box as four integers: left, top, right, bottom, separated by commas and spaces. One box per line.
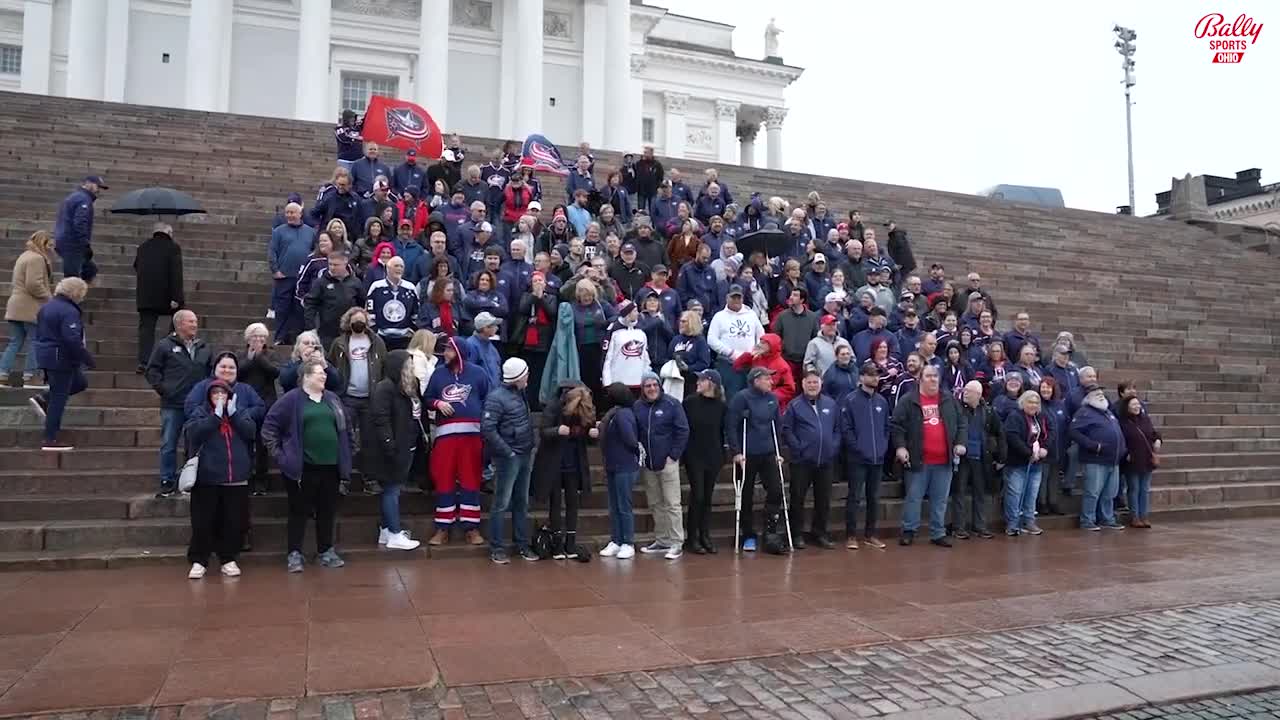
533, 525, 556, 560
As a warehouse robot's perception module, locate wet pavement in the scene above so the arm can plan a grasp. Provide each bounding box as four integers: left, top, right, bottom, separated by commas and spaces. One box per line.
1, 517, 1280, 717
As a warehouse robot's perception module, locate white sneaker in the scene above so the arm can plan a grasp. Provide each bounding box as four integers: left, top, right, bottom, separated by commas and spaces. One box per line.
599, 541, 620, 557
386, 531, 421, 550
616, 544, 635, 560
265, 308, 275, 320
378, 527, 390, 545
664, 546, 683, 560
188, 563, 206, 579
220, 561, 241, 577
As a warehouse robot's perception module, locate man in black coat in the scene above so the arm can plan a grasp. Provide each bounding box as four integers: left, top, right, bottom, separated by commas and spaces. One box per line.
304, 251, 365, 349
133, 223, 185, 373
948, 380, 1006, 539
634, 146, 664, 213
885, 221, 917, 290
145, 309, 212, 497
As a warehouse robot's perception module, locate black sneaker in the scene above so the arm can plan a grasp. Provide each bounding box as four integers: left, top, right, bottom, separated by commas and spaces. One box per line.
41, 440, 75, 452
899, 532, 914, 546
518, 547, 540, 562
490, 548, 510, 564
792, 533, 807, 550
814, 535, 836, 550
977, 530, 994, 539
155, 483, 177, 498
135, 365, 146, 375
954, 529, 970, 540
930, 537, 953, 548
363, 480, 383, 495
338, 479, 350, 496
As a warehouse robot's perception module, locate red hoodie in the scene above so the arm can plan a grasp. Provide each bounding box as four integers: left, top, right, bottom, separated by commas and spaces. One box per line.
732, 332, 797, 408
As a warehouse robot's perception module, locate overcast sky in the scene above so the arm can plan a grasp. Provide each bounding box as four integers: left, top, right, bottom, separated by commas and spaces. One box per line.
656, 0, 1274, 216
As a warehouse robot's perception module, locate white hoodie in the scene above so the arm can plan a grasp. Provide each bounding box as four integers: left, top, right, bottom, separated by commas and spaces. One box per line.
602, 323, 651, 387
708, 304, 765, 361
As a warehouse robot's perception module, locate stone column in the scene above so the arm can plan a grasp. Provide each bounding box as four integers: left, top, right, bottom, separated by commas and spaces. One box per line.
513, 0, 544, 140
765, 106, 787, 170
714, 100, 739, 164
65, 0, 108, 100
602, 0, 631, 150
663, 91, 688, 159
579, 0, 606, 146
102, 0, 131, 102
185, 0, 231, 111
19, 0, 53, 95
627, 54, 646, 152
738, 121, 758, 167
294, 0, 332, 121
497, 0, 518, 138
417, 0, 450, 128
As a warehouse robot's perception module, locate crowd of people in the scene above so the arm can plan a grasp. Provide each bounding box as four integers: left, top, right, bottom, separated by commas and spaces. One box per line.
0, 129, 1166, 578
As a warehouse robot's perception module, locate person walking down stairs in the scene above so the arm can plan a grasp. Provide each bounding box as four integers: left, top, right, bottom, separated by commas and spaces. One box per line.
28, 277, 94, 451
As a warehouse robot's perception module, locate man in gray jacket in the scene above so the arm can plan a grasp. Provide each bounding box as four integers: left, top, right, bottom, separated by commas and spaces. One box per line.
481, 358, 539, 564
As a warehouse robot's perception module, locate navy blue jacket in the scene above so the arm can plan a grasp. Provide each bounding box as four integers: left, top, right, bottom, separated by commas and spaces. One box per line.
694, 195, 727, 225
822, 360, 857, 402
649, 196, 681, 234
602, 407, 641, 473
840, 386, 890, 465
262, 389, 354, 482
183, 378, 265, 426
350, 157, 392, 196
392, 162, 426, 197
54, 187, 95, 254
676, 260, 723, 315
782, 393, 841, 465
1048, 362, 1081, 403
184, 400, 258, 486
1070, 404, 1127, 466
726, 386, 781, 457
34, 295, 94, 372
634, 393, 690, 471
639, 314, 674, 367
309, 187, 361, 239
1003, 409, 1053, 466
669, 333, 711, 373
852, 327, 899, 365
1042, 397, 1070, 465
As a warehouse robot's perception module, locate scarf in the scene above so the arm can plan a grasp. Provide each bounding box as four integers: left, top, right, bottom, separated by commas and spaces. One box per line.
437, 301, 455, 336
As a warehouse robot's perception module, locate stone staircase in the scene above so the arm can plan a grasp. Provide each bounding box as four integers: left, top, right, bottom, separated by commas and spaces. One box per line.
0, 91, 1278, 569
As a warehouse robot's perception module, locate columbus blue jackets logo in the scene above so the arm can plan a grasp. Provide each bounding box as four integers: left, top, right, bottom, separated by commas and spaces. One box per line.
381, 299, 407, 323
621, 339, 645, 358
385, 106, 432, 144
441, 383, 472, 404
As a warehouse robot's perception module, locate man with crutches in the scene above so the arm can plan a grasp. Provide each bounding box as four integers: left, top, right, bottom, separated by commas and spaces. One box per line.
726, 366, 789, 554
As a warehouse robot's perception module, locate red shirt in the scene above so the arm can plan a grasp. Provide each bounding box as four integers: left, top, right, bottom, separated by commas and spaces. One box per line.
920, 392, 949, 465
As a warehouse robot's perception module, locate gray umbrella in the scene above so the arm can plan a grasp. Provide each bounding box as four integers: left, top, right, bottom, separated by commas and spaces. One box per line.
110, 187, 206, 216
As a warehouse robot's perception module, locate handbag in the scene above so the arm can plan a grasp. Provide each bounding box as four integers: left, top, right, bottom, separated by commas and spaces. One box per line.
1145, 434, 1161, 468
178, 455, 200, 493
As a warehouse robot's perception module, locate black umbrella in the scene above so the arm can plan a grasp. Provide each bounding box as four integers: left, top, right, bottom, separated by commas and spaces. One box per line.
736, 227, 790, 258
110, 187, 206, 216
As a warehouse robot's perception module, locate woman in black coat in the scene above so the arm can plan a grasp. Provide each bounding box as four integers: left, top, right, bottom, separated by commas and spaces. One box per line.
532, 381, 597, 559
681, 369, 726, 554
509, 272, 558, 410
370, 350, 424, 551
239, 323, 279, 495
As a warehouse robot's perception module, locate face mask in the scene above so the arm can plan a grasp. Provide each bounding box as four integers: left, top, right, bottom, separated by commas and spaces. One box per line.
351, 321, 367, 334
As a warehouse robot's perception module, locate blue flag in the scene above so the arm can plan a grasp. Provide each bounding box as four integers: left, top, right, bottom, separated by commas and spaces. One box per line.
519, 134, 569, 176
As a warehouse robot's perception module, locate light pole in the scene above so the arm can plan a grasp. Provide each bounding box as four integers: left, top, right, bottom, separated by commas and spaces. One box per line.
1114, 25, 1137, 214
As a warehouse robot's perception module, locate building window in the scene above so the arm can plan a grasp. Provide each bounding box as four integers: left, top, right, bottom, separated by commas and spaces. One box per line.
340, 74, 399, 114
0, 45, 21, 76
641, 118, 655, 144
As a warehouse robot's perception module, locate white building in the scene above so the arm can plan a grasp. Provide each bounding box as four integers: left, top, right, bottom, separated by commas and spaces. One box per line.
0, 0, 803, 167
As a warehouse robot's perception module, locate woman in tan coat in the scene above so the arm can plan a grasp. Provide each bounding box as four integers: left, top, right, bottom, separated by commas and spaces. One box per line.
1, 231, 54, 387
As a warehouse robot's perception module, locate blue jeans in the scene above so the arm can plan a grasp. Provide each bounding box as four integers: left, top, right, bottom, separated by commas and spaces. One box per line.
1081, 463, 1120, 527
1003, 464, 1042, 530
1126, 471, 1152, 520
60, 248, 98, 284
489, 453, 533, 552
271, 277, 302, 343
1062, 445, 1080, 490
0, 321, 37, 374
43, 368, 87, 442
902, 463, 952, 540
607, 470, 639, 545
381, 481, 403, 534
160, 407, 185, 487
717, 357, 746, 401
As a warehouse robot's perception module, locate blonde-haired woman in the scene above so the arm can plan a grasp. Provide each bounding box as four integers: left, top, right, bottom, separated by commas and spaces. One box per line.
406, 329, 438, 390
280, 331, 342, 393
2, 231, 55, 387
572, 278, 616, 408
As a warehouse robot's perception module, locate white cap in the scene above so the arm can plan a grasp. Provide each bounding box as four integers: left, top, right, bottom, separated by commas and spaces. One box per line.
502, 357, 529, 384
813, 253, 827, 264
479, 221, 493, 233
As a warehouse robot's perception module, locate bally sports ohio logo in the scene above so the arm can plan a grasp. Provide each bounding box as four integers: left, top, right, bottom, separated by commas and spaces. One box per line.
1195, 13, 1264, 63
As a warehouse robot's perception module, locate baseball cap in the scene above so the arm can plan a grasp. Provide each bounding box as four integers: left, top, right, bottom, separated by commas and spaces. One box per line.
820, 314, 838, 326
869, 306, 887, 317
696, 369, 723, 387
813, 253, 827, 264
652, 264, 669, 275
859, 360, 880, 377
398, 218, 412, 228
837, 222, 849, 231
617, 301, 637, 318
747, 367, 772, 383
473, 312, 502, 330
824, 291, 844, 305
621, 242, 636, 253
726, 284, 745, 297
479, 221, 493, 233
900, 290, 915, 300
406, 149, 417, 157
529, 200, 542, 211
374, 177, 390, 190
83, 175, 109, 189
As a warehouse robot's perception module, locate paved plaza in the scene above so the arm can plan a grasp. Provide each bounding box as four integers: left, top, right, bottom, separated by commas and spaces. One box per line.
2, 517, 1280, 718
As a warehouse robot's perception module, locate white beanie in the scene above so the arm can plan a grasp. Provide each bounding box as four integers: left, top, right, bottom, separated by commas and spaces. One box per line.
502, 357, 529, 384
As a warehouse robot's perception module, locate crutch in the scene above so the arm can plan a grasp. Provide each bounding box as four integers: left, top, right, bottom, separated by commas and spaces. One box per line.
734, 417, 747, 554
770, 420, 794, 552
